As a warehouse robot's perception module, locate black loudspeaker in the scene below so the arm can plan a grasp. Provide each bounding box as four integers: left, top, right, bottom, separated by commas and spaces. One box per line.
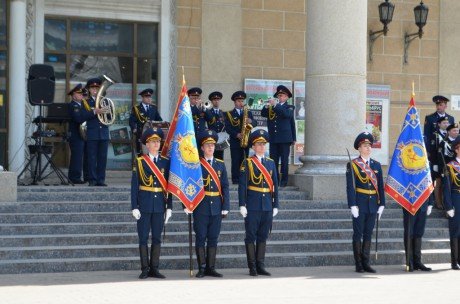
27, 64, 55, 106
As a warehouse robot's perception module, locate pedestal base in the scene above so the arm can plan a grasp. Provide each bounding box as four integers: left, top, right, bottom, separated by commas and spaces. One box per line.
292, 174, 346, 200
0, 172, 18, 202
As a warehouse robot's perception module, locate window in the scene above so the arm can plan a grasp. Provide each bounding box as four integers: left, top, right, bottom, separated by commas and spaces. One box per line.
44, 17, 159, 170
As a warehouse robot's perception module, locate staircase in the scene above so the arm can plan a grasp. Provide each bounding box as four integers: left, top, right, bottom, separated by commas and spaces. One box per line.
0, 184, 451, 274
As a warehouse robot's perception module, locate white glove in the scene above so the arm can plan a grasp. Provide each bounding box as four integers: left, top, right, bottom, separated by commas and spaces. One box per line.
132, 209, 141, 220
240, 206, 248, 218
184, 208, 193, 215
377, 206, 385, 220
447, 209, 455, 218
273, 208, 279, 217
350, 206, 359, 218
221, 210, 229, 216
165, 209, 172, 224
433, 165, 439, 172
427, 205, 433, 216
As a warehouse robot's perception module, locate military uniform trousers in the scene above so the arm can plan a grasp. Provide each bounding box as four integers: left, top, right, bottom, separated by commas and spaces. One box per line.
68, 138, 85, 182
245, 211, 273, 244
86, 139, 109, 184
230, 141, 249, 183
137, 211, 165, 246
447, 193, 460, 238
269, 143, 290, 185
352, 194, 378, 242
403, 208, 427, 238
193, 213, 222, 248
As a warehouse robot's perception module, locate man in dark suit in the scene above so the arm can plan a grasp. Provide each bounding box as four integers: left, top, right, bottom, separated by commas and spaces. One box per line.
224, 90, 255, 184
239, 129, 279, 276
424, 95, 454, 152
346, 132, 385, 273
205, 91, 226, 160
131, 127, 172, 279
261, 85, 296, 187
188, 87, 207, 133
186, 129, 230, 278
129, 88, 163, 155
67, 83, 92, 184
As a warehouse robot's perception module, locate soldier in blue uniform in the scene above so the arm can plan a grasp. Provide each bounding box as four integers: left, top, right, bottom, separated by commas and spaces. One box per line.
346, 132, 385, 273
67, 83, 92, 184
443, 136, 460, 270
204, 91, 226, 160
261, 85, 296, 187
225, 90, 255, 184
129, 88, 163, 156
131, 128, 173, 279
239, 129, 279, 276
186, 129, 230, 278
424, 95, 454, 161
84, 77, 111, 186
188, 87, 207, 133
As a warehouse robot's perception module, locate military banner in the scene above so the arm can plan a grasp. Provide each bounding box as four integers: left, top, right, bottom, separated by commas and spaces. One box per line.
385, 95, 433, 215
162, 82, 205, 211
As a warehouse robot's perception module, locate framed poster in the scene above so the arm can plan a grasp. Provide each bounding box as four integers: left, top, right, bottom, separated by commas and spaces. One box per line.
366, 84, 390, 165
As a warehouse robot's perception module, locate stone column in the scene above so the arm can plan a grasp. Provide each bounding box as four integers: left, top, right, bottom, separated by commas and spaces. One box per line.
8, 0, 27, 172
295, 0, 367, 199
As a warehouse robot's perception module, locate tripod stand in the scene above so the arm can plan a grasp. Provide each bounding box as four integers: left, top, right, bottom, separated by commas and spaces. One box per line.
17, 105, 72, 186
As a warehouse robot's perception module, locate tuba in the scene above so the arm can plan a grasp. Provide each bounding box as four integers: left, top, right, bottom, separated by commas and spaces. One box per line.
240, 106, 253, 148
96, 75, 116, 125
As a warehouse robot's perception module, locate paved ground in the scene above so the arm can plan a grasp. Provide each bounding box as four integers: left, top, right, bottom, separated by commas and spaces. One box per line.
0, 264, 457, 303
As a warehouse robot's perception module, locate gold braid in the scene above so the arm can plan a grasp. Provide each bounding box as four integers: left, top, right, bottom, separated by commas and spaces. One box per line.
203, 174, 211, 187
226, 111, 240, 127
352, 162, 370, 183
247, 159, 263, 185
449, 165, 460, 187
82, 99, 91, 111
136, 158, 153, 187
133, 106, 148, 124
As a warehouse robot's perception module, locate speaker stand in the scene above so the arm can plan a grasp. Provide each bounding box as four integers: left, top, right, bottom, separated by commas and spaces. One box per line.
17, 105, 73, 186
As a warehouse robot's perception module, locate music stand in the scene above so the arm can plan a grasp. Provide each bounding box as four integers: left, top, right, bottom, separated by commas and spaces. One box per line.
17, 105, 72, 185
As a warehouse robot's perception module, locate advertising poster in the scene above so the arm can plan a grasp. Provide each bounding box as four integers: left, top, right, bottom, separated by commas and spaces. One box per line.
293, 81, 306, 165
366, 84, 390, 165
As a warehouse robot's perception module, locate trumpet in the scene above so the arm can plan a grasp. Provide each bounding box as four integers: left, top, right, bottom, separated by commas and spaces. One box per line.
201, 100, 212, 110
96, 75, 116, 125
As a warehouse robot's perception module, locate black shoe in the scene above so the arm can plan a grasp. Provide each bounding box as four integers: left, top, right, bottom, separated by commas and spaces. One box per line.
138, 245, 150, 279
413, 238, 431, 271
96, 183, 108, 187
205, 247, 223, 277
352, 241, 364, 273
195, 247, 206, 278
70, 180, 85, 184
256, 242, 271, 276
245, 243, 258, 276
88, 181, 97, 186
148, 244, 166, 279
362, 240, 376, 273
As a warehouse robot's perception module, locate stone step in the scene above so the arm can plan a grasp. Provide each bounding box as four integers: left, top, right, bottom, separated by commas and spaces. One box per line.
0, 228, 451, 247
0, 250, 451, 274
0, 238, 451, 260
0, 209, 422, 223
0, 200, 418, 213
0, 218, 449, 235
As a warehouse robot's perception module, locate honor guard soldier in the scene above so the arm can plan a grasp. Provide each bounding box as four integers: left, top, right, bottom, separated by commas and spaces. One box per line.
68, 83, 91, 184
261, 85, 296, 187
443, 136, 460, 270
131, 128, 173, 279
428, 116, 450, 209
185, 130, 230, 278
225, 90, 255, 184
424, 95, 454, 154
205, 91, 226, 160
443, 123, 460, 164
239, 129, 279, 276
129, 88, 163, 155
346, 132, 385, 273
82, 78, 111, 186
188, 87, 207, 133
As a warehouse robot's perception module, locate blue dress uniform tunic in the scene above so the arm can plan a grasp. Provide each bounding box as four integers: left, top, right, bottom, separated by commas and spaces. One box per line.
225, 108, 255, 183
131, 155, 172, 246
129, 103, 163, 154
205, 109, 226, 160
193, 158, 230, 248
191, 105, 207, 133
261, 102, 296, 186
346, 157, 385, 242
84, 95, 110, 185
239, 156, 279, 244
